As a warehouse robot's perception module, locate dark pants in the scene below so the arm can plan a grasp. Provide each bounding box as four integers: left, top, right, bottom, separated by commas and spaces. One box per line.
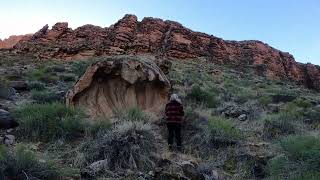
167, 123, 182, 148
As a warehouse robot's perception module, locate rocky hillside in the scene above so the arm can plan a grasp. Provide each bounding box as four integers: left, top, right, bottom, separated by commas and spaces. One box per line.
1, 54, 320, 179
0, 34, 32, 49
9, 14, 320, 91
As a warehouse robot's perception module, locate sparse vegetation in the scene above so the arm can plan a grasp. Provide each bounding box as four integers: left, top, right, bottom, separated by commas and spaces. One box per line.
115, 107, 148, 122
28, 66, 59, 83
28, 81, 46, 91
268, 136, 320, 179
0, 144, 67, 179
207, 116, 242, 145
82, 120, 157, 172
1, 55, 320, 179
187, 85, 220, 108
0, 79, 13, 99
87, 118, 112, 137
13, 102, 86, 142
263, 112, 298, 139
258, 95, 273, 107
31, 90, 61, 103
70, 60, 92, 77
60, 73, 76, 82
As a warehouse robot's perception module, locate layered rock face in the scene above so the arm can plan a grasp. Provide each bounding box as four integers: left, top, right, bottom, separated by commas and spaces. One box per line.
13, 14, 320, 90
0, 35, 32, 49
66, 56, 171, 119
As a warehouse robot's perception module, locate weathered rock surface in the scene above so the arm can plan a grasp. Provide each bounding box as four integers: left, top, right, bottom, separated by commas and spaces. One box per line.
66, 56, 171, 119
0, 34, 32, 49
0, 109, 19, 129
11, 14, 320, 90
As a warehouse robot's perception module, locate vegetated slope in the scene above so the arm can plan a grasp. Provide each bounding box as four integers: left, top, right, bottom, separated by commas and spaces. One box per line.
1, 55, 320, 179
9, 14, 320, 91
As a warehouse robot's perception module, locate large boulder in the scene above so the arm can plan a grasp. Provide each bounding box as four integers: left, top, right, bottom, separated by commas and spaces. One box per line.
0, 109, 19, 129
66, 56, 171, 119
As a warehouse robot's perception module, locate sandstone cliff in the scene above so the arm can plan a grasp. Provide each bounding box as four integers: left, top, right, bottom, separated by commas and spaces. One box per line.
12, 14, 320, 90
0, 34, 32, 49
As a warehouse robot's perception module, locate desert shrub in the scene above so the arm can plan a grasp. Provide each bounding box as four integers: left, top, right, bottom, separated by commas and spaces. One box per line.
184, 106, 200, 122
206, 116, 241, 145
13, 102, 86, 142
51, 64, 66, 72
234, 88, 257, 104
28, 66, 59, 83
60, 73, 76, 82
28, 81, 46, 91
82, 120, 157, 173
258, 95, 273, 107
0, 144, 62, 179
0, 80, 15, 99
126, 107, 147, 121
70, 61, 92, 77
87, 118, 112, 137
31, 90, 61, 103
115, 107, 147, 122
304, 107, 320, 128
291, 98, 312, 109
263, 112, 297, 139
268, 136, 320, 179
187, 85, 219, 108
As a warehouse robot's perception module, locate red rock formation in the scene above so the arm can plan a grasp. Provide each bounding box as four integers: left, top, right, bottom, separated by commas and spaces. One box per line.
13, 14, 320, 90
0, 34, 32, 49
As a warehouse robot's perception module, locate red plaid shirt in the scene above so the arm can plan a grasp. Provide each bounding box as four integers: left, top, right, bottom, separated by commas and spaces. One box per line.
165, 100, 184, 124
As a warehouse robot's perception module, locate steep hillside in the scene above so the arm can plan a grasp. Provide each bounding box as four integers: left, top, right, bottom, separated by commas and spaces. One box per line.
1, 55, 320, 179
11, 14, 320, 90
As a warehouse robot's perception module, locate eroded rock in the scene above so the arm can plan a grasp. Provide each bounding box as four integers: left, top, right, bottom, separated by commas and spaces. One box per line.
66, 56, 171, 119
0, 109, 19, 129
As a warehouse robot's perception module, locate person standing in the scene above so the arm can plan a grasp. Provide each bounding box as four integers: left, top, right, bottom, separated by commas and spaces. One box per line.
165, 94, 184, 151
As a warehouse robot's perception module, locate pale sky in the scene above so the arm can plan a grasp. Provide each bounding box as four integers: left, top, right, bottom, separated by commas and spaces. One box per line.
0, 0, 319, 65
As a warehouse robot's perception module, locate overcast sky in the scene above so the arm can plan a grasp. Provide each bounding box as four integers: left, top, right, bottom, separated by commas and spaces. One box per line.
0, 0, 319, 65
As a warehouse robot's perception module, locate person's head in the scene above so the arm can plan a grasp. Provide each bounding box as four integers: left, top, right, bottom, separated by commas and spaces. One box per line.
170, 93, 181, 104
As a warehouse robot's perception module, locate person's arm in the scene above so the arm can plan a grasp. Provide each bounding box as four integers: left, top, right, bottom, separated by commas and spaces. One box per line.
180, 105, 185, 124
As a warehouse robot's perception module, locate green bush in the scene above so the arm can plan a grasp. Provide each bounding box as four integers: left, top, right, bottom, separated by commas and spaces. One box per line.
263, 112, 297, 139
184, 106, 199, 122
13, 102, 86, 142
291, 98, 312, 109
187, 85, 219, 108
51, 64, 66, 72
234, 88, 257, 104
87, 118, 112, 137
116, 107, 147, 122
28, 67, 58, 83
304, 107, 320, 128
60, 74, 76, 82
0, 144, 62, 179
28, 81, 46, 91
70, 61, 91, 77
268, 136, 320, 179
126, 107, 147, 121
258, 95, 273, 107
31, 90, 61, 103
206, 116, 241, 145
